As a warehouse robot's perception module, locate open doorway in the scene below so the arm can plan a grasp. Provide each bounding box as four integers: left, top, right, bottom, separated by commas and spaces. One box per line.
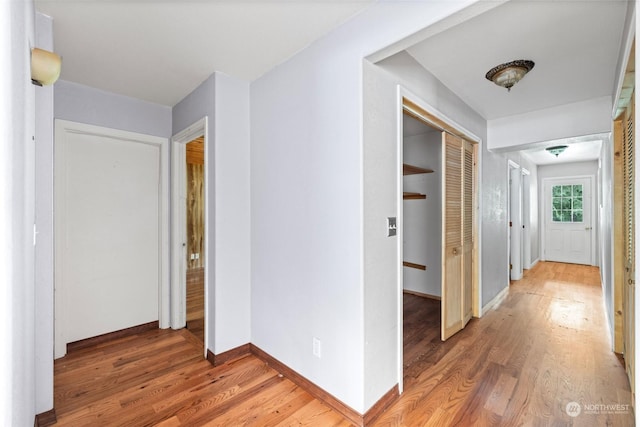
401, 112, 443, 369
185, 137, 205, 342
400, 99, 479, 387
171, 117, 208, 356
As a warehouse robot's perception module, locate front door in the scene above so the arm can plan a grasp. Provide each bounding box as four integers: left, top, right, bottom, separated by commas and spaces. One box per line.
544, 177, 592, 265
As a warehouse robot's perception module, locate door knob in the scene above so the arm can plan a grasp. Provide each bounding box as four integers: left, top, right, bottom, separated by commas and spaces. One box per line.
452, 248, 458, 255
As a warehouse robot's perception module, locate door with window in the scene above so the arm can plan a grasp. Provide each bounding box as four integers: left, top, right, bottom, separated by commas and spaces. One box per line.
544, 177, 592, 265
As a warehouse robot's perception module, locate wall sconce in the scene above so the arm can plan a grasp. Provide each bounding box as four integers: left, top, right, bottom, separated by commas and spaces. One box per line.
31, 47, 61, 86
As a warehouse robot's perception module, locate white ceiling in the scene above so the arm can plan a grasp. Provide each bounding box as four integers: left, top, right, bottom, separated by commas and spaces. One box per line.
518, 135, 605, 166
36, 0, 374, 106
406, 0, 629, 120
36, 0, 629, 166
403, 112, 603, 166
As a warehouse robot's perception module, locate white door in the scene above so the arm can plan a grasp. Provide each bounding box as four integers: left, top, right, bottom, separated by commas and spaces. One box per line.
55, 120, 168, 358
544, 177, 592, 265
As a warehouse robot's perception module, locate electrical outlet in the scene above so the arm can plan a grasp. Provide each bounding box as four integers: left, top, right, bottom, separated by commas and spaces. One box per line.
190, 253, 195, 260
313, 337, 322, 358
195, 253, 199, 260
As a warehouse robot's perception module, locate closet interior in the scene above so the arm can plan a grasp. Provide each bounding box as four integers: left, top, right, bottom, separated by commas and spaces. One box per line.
402, 113, 442, 301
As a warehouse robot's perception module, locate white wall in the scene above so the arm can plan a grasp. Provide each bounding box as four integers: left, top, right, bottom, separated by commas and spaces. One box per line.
34, 11, 54, 415
173, 72, 251, 355
488, 97, 612, 151
403, 130, 442, 297
1, 0, 37, 424
213, 73, 251, 352
372, 50, 509, 308
55, 80, 172, 138
598, 136, 614, 346
251, 0, 487, 413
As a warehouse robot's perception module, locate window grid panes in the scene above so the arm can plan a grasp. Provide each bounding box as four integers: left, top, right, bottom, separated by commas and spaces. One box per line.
552, 184, 583, 223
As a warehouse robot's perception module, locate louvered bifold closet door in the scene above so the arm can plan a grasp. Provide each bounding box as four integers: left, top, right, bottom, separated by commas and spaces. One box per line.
623, 91, 635, 395
442, 132, 464, 340
462, 141, 474, 324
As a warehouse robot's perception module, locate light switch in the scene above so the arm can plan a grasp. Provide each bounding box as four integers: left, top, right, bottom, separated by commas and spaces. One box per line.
387, 217, 397, 237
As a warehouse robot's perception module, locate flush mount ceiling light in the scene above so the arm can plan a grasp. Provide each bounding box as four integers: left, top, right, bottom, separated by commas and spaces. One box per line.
546, 145, 568, 157
485, 60, 535, 92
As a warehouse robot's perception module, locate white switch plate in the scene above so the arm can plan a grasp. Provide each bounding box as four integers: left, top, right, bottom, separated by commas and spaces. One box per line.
313, 337, 322, 358
387, 217, 397, 237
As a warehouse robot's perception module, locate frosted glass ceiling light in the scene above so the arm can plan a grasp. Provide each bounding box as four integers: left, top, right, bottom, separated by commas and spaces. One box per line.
546, 145, 568, 157
485, 60, 535, 91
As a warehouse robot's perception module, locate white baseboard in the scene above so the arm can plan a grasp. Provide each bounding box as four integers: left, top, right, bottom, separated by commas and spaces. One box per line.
481, 286, 509, 316
529, 258, 539, 268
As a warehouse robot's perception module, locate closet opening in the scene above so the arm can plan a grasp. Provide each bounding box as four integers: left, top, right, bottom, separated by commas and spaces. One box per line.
401, 111, 443, 372
399, 96, 480, 388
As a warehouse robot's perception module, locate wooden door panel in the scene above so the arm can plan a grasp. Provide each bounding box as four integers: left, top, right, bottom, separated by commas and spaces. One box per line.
443, 247, 463, 339
462, 142, 474, 323
622, 90, 635, 396
442, 133, 463, 340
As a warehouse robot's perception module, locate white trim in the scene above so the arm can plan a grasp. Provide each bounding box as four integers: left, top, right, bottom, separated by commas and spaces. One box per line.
540, 175, 596, 266
507, 160, 522, 282
612, 5, 636, 117
54, 119, 169, 358
401, 89, 482, 144
522, 170, 532, 270
530, 258, 540, 269
395, 86, 404, 394
481, 286, 509, 315
171, 117, 208, 357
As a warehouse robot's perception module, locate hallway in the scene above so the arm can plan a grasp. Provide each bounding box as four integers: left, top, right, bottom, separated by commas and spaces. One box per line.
52, 262, 633, 426
376, 261, 633, 425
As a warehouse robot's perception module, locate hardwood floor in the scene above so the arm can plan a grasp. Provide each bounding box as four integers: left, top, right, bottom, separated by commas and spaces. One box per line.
186, 268, 204, 342
377, 261, 634, 426
53, 262, 633, 426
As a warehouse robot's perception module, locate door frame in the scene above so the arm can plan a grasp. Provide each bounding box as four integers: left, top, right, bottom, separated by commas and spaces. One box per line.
540, 175, 596, 265
171, 117, 209, 356
522, 168, 531, 270
397, 88, 482, 391
508, 160, 523, 281
54, 120, 170, 358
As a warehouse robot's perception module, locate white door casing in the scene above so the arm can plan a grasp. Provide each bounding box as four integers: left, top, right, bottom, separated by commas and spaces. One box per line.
508, 160, 523, 281
171, 117, 208, 356
54, 120, 169, 359
543, 176, 594, 265
522, 169, 531, 269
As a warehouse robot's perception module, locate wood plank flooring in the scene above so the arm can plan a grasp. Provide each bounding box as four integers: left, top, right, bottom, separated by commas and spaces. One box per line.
186, 268, 204, 342
53, 262, 633, 426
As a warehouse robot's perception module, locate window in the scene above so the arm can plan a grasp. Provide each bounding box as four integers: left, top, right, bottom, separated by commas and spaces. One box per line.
552, 184, 583, 222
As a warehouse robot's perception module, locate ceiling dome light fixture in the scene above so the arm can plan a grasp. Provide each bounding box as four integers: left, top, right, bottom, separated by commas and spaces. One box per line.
485, 59, 535, 91
546, 145, 568, 157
